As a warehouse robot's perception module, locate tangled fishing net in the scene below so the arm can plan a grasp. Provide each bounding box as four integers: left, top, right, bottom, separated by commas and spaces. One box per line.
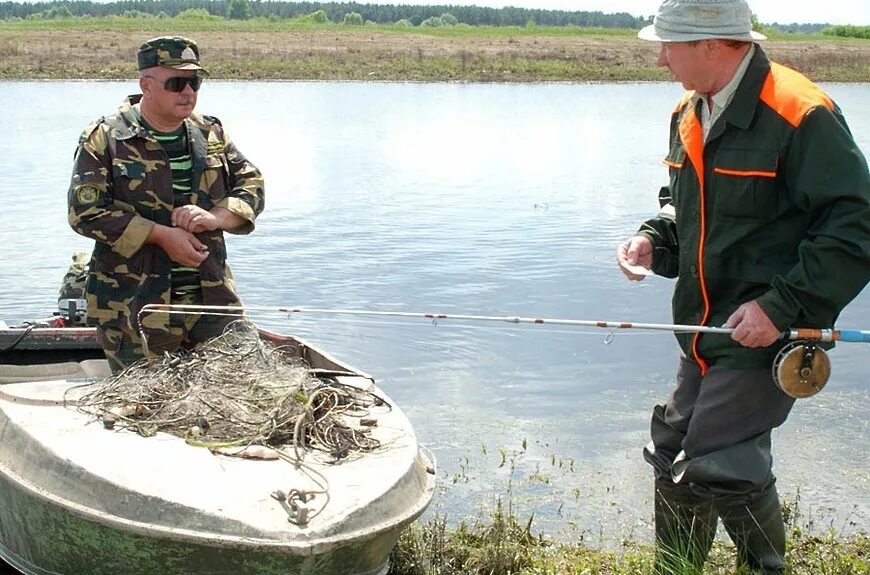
70, 322, 386, 462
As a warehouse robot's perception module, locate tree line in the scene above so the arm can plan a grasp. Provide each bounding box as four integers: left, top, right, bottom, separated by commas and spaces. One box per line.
0, 0, 650, 28
1, 1, 860, 36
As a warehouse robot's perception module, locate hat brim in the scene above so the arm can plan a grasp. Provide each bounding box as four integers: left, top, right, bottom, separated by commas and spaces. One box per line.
164, 62, 207, 72
638, 23, 766, 42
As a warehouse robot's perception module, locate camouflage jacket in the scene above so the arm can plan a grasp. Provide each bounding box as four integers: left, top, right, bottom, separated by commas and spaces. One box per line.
68, 95, 265, 334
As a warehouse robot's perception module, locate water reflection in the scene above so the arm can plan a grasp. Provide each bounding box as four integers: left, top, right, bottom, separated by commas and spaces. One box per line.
0, 80, 867, 544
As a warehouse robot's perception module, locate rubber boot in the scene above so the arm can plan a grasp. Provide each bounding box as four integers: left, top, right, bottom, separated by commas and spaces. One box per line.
716, 485, 786, 574
653, 479, 717, 575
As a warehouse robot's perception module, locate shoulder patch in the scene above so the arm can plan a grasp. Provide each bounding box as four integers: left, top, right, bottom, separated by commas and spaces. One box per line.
73, 184, 100, 206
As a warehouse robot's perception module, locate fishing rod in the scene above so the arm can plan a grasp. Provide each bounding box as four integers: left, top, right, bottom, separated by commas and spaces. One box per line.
138, 304, 870, 399
138, 304, 870, 343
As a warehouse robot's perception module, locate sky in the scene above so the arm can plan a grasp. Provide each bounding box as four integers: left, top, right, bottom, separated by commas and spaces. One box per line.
421, 0, 870, 26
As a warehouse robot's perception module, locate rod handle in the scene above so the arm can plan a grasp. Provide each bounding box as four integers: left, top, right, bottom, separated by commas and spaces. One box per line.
784, 328, 870, 343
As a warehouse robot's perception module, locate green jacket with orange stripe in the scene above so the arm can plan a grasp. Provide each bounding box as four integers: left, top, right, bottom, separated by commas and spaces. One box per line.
638, 46, 870, 370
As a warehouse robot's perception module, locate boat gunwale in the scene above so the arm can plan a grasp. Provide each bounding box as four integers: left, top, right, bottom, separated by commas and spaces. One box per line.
0, 442, 436, 556
0, 326, 435, 557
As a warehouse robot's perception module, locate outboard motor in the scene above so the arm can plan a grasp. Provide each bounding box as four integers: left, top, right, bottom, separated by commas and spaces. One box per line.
57, 252, 91, 327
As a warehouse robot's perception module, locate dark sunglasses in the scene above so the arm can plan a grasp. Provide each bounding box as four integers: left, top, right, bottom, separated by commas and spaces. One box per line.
149, 75, 203, 93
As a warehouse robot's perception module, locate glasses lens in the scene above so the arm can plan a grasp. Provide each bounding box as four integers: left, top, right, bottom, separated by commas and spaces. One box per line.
163, 76, 202, 93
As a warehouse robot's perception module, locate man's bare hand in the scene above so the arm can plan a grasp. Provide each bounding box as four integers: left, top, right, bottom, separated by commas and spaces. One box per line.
148, 225, 208, 267
172, 205, 219, 233
724, 300, 780, 347
617, 236, 653, 281
172, 205, 245, 233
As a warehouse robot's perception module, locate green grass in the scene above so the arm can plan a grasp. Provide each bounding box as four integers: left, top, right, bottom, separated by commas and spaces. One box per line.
0, 16, 635, 36
1, 17, 867, 81
390, 497, 869, 575
1, 16, 866, 43
390, 444, 868, 575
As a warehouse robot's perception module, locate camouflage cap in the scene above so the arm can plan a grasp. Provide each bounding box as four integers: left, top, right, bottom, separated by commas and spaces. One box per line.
137, 36, 207, 72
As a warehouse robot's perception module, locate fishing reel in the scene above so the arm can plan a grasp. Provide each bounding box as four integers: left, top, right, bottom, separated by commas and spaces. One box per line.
772, 340, 830, 399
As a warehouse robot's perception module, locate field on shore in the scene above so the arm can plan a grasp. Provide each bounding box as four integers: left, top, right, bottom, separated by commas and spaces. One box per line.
1, 20, 869, 82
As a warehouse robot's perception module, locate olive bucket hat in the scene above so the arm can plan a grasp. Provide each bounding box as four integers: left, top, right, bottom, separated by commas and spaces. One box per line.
137, 36, 208, 72
638, 0, 766, 42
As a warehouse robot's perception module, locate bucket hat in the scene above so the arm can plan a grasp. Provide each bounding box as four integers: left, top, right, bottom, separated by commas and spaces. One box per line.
137, 36, 207, 72
638, 0, 766, 42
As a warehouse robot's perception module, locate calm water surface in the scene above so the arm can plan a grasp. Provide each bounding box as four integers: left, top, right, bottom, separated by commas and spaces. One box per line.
1, 81, 867, 544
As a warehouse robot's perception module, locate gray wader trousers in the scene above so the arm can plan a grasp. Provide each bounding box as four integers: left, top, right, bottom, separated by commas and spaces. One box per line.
644, 357, 796, 574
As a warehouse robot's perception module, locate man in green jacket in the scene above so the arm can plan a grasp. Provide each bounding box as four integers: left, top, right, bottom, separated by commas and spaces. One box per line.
69, 36, 265, 373
616, 1, 870, 573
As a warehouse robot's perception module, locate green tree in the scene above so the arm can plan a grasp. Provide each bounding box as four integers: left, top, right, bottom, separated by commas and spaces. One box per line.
43, 5, 73, 19
122, 9, 152, 18
308, 9, 329, 24
176, 8, 219, 21
227, 0, 252, 20
343, 12, 363, 25
750, 11, 762, 32
421, 16, 444, 27
440, 12, 458, 26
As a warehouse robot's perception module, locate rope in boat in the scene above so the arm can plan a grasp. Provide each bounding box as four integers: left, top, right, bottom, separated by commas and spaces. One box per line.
67, 321, 388, 464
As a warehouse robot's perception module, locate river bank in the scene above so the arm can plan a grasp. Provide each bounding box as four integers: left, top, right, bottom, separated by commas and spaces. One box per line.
389, 493, 869, 574
1, 22, 869, 82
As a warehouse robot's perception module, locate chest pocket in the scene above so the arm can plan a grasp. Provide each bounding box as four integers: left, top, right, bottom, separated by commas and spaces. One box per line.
112, 160, 146, 180
711, 148, 780, 219
201, 154, 230, 199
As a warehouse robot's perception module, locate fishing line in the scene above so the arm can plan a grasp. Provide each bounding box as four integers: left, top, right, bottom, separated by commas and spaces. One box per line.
138, 304, 870, 343
137, 304, 870, 399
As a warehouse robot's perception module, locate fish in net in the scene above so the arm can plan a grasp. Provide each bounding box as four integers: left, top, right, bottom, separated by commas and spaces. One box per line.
69, 321, 388, 462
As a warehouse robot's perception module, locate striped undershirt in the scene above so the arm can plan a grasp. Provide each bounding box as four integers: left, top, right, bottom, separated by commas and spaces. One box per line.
142, 119, 202, 296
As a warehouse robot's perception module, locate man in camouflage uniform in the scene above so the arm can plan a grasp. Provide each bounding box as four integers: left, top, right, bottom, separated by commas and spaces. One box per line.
68, 36, 265, 373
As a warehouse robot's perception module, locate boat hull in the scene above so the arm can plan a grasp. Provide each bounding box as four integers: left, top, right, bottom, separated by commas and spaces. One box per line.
0, 470, 402, 575
0, 327, 435, 575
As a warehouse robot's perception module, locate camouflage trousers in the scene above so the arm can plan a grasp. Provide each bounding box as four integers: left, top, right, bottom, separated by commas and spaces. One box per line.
97, 290, 240, 374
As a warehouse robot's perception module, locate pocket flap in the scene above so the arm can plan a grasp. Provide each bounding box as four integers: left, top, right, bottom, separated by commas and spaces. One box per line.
713, 148, 778, 178
112, 160, 146, 180
663, 145, 686, 169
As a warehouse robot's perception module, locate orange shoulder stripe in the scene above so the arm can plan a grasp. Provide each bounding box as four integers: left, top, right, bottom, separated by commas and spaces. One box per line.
759, 63, 834, 128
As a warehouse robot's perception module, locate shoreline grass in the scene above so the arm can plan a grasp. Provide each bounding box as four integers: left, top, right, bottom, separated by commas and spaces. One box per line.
388, 443, 868, 574
1, 19, 869, 82
390, 496, 869, 575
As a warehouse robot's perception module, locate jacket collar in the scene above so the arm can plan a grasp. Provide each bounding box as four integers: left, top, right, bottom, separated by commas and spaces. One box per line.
713, 45, 771, 135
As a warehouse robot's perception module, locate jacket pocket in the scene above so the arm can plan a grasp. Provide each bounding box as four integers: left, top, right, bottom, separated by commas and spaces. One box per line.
202, 154, 230, 199
711, 148, 779, 219
112, 160, 146, 180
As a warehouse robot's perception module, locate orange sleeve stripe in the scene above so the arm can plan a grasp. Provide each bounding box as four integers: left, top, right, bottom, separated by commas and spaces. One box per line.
759, 63, 834, 128
713, 167, 777, 178
663, 159, 684, 169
